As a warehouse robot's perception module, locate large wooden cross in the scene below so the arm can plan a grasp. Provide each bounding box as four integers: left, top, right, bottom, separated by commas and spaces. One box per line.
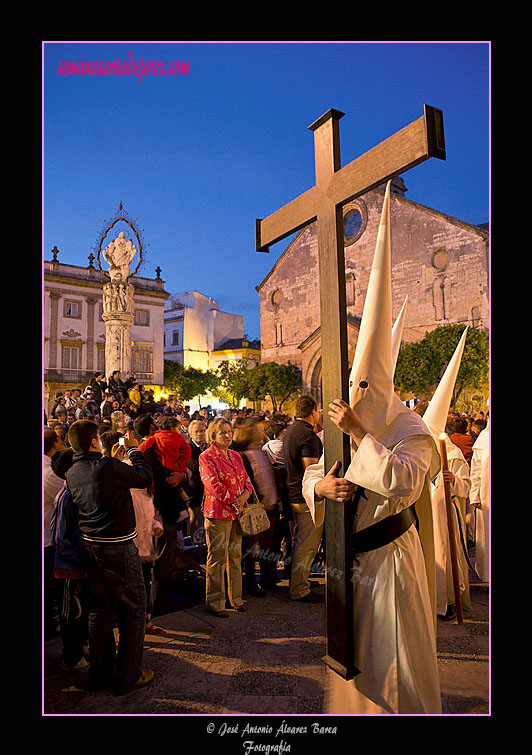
256, 105, 445, 680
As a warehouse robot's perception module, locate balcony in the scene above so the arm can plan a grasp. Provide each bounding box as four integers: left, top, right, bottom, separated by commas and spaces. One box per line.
44, 368, 88, 385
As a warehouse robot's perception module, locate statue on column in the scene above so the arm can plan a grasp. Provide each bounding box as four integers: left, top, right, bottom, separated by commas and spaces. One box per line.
102, 231, 137, 282
101, 231, 136, 381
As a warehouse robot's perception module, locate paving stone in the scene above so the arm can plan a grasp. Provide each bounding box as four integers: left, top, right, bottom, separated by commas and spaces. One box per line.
221, 695, 300, 714
228, 663, 300, 696
43, 575, 489, 715
296, 696, 325, 714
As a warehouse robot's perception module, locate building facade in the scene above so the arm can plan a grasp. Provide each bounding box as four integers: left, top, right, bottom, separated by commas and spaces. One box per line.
210, 338, 261, 371
164, 290, 245, 370
256, 181, 489, 403
44, 248, 168, 411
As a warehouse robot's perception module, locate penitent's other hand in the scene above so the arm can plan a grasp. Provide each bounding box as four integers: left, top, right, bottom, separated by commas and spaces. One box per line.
328, 399, 368, 446
314, 460, 357, 503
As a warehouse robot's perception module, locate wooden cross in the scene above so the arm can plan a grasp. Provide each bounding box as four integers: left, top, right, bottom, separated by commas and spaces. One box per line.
256, 105, 445, 680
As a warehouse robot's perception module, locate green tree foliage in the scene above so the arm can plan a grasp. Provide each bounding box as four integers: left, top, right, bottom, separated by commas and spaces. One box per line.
248, 361, 302, 412
164, 360, 220, 405
217, 359, 302, 411
394, 324, 489, 404
216, 360, 251, 407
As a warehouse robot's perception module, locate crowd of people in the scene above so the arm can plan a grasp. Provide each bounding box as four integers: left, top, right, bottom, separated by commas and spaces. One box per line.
44, 371, 320, 694
44, 368, 488, 698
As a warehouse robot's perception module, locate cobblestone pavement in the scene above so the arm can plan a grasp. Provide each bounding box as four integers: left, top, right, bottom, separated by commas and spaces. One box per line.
43, 572, 489, 717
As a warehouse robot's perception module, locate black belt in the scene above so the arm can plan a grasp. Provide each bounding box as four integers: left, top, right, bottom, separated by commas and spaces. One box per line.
352, 504, 417, 555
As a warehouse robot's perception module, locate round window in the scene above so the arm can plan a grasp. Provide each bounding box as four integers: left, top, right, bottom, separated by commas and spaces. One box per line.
271, 289, 283, 306
343, 202, 367, 245
432, 249, 449, 270
344, 209, 362, 238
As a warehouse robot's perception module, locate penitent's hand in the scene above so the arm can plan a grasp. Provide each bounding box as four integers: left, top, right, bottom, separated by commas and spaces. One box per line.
442, 470, 456, 486
328, 399, 368, 446
314, 460, 357, 503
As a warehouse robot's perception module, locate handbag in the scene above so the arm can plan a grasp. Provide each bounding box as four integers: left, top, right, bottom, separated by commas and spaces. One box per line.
236, 486, 270, 536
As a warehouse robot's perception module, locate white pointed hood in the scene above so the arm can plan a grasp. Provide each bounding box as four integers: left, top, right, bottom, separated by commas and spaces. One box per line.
392, 295, 408, 370
348, 183, 432, 453
423, 327, 469, 456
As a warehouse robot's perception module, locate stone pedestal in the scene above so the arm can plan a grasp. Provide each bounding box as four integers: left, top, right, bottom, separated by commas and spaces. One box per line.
102, 279, 135, 381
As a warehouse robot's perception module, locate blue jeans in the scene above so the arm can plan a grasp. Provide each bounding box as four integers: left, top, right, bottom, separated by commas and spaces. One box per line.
84, 540, 146, 689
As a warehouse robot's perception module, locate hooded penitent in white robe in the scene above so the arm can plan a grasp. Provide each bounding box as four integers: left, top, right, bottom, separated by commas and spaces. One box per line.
303, 183, 441, 714
469, 425, 489, 582
431, 446, 471, 615
421, 327, 472, 616
304, 430, 441, 714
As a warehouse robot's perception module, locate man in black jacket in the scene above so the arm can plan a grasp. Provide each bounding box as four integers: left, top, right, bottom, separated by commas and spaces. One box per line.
88, 371, 107, 406
186, 420, 207, 541
66, 420, 154, 695
108, 370, 127, 403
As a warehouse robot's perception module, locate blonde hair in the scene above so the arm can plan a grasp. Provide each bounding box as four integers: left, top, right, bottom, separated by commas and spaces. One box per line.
207, 417, 232, 445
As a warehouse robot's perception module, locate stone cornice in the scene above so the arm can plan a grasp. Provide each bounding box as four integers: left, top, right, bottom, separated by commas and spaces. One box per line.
44, 280, 168, 303
44, 268, 169, 300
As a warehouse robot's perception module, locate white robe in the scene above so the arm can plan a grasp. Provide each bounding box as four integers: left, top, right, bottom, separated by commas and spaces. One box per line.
431, 447, 471, 615
469, 427, 489, 582
131, 488, 158, 562
303, 432, 441, 715
118, 449, 160, 563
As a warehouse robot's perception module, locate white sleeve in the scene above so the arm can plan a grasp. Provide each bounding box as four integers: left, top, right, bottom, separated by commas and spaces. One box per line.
344, 433, 433, 501
450, 456, 471, 499
302, 455, 326, 527
469, 449, 483, 504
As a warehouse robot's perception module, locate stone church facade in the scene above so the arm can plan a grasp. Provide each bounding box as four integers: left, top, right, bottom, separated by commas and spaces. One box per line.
256, 180, 489, 404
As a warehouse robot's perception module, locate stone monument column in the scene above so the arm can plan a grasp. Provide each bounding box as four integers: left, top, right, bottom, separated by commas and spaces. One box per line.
101, 231, 137, 381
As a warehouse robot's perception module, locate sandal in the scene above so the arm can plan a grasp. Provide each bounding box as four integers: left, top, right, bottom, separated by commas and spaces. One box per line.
145, 621, 165, 635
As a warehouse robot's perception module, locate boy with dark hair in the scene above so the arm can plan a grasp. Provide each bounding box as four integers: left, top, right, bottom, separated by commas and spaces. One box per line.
67, 419, 99, 454
65, 420, 154, 695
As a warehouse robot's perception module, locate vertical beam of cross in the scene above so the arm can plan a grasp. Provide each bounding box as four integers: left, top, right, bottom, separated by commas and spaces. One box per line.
309, 110, 357, 678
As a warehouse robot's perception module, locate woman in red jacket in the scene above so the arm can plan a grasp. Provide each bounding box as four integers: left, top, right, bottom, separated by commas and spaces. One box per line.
199, 417, 253, 617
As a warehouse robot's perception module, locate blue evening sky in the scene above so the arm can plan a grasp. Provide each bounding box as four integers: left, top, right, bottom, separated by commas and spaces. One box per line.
43, 41, 490, 341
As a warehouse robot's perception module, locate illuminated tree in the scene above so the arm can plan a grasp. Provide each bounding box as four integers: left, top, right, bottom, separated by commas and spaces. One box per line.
394, 324, 489, 404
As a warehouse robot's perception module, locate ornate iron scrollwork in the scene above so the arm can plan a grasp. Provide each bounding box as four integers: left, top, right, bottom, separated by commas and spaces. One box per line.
94, 201, 148, 277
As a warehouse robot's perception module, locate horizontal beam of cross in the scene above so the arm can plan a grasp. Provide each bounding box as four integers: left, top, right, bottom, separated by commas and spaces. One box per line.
256, 105, 445, 253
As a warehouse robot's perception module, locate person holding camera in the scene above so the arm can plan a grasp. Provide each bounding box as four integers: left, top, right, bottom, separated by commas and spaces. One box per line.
65, 420, 154, 696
